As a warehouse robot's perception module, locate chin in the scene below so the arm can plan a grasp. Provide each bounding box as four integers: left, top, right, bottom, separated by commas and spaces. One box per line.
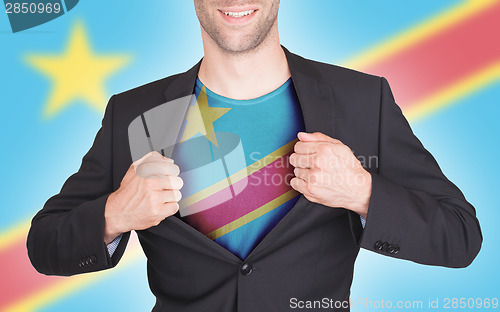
219, 35, 261, 54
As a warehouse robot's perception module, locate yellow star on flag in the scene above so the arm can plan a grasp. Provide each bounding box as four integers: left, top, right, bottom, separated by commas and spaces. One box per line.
180, 86, 231, 147
26, 20, 131, 118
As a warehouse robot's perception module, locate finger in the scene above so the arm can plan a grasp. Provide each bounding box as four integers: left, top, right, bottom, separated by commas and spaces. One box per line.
289, 153, 315, 168
298, 132, 342, 144
290, 177, 314, 198
293, 167, 310, 181
159, 176, 184, 190
133, 151, 161, 166
290, 177, 319, 203
158, 190, 182, 203
136, 162, 180, 178
294, 167, 324, 186
294, 141, 335, 154
141, 154, 175, 165
166, 163, 180, 176
290, 176, 306, 192
294, 141, 315, 154
134, 151, 174, 167
162, 202, 180, 216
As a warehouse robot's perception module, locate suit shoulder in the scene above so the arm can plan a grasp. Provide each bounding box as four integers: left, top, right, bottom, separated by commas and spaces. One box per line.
113, 73, 181, 104
295, 53, 382, 86
106, 72, 190, 126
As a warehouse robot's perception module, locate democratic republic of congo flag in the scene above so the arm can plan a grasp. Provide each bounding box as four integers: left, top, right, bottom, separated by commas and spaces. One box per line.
172, 78, 305, 259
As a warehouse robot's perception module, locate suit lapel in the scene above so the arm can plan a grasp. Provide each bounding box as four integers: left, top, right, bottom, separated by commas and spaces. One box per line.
157, 47, 337, 261
283, 46, 336, 136
245, 47, 337, 258
163, 59, 202, 102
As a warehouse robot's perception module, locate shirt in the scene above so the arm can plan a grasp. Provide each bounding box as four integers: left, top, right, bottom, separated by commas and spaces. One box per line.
171, 77, 305, 260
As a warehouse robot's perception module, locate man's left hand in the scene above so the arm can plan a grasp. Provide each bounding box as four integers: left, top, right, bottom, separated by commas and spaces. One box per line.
289, 132, 372, 219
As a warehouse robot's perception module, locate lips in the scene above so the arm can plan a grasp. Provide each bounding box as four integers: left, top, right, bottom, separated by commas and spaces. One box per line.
218, 7, 258, 24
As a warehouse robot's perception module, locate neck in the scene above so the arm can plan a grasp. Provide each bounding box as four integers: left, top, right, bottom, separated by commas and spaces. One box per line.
198, 25, 291, 100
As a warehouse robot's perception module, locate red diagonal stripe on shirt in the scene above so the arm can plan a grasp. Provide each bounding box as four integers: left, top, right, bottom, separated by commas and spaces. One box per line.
183, 152, 295, 235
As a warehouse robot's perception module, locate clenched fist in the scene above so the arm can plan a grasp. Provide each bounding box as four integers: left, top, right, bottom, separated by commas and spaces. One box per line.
103, 151, 184, 244
289, 132, 372, 219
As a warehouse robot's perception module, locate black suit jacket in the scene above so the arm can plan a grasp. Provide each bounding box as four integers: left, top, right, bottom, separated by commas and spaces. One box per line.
27, 47, 482, 311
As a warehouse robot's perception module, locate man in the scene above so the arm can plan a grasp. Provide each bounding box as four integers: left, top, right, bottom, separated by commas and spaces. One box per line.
27, 1, 482, 311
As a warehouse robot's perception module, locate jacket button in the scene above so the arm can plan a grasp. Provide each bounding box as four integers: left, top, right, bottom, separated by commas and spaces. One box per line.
387, 244, 394, 253
240, 263, 253, 276
381, 242, 389, 252
89, 256, 97, 265
393, 245, 400, 254
374, 241, 383, 250
79, 259, 87, 267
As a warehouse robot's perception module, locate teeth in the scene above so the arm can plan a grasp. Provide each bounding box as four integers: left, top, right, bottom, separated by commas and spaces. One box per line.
222, 10, 255, 18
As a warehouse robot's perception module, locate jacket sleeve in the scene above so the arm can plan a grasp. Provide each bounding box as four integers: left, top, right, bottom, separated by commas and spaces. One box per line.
26, 95, 131, 276
352, 77, 482, 268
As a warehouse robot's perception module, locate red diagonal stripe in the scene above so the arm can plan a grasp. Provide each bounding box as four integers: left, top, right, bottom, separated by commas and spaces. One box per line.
183, 152, 295, 235
363, 2, 500, 109
0, 240, 63, 310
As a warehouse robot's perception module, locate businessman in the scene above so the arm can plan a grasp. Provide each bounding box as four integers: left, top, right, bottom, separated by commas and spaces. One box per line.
27, 1, 482, 311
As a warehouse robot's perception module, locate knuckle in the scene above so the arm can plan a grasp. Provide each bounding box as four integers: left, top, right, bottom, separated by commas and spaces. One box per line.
320, 144, 334, 157
145, 192, 155, 204
162, 177, 173, 189
305, 194, 318, 203
345, 147, 355, 157
150, 204, 161, 216
317, 144, 328, 154
138, 162, 151, 171
306, 183, 317, 197
152, 215, 163, 226
309, 172, 318, 184
312, 156, 322, 168
142, 177, 156, 187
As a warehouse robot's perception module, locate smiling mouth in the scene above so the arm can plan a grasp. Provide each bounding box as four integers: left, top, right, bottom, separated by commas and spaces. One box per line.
219, 9, 257, 18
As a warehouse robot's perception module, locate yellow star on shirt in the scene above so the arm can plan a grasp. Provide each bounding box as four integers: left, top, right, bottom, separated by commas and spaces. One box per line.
25, 20, 131, 118
180, 86, 231, 147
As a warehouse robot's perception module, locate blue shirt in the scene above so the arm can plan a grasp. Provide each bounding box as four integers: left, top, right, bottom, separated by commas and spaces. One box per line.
171, 77, 305, 259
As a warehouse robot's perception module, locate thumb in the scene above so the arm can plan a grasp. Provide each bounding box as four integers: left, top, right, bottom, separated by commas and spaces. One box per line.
133, 151, 159, 166
134, 151, 173, 167
297, 132, 339, 143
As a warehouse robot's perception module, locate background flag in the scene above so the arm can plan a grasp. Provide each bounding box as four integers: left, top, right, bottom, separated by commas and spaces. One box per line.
0, 1, 498, 311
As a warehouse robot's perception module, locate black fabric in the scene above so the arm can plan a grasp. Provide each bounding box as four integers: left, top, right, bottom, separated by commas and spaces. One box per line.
27, 47, 482, 311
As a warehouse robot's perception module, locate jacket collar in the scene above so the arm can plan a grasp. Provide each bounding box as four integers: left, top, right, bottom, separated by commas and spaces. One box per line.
163, 45, 336, 138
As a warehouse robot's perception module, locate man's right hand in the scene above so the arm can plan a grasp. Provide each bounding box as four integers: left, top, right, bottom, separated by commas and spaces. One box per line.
103, 151, 183, 244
